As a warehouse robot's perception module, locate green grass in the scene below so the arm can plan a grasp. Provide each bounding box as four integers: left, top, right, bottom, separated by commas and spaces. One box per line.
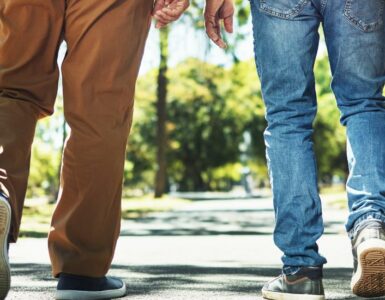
19, 196, 190, 238
121, 196, 190, 218
320, 184, 345, 195
320, 184, 348, 209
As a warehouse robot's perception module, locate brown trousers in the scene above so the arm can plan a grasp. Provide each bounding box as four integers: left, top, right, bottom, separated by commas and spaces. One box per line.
0, 0, 153, 277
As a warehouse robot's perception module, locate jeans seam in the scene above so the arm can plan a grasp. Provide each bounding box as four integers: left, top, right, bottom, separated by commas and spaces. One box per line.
320, 0, 328, 15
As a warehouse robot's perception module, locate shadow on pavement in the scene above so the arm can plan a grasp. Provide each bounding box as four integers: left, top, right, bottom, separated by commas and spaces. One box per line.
10, 263, 363, 299
120, 210, 346, 237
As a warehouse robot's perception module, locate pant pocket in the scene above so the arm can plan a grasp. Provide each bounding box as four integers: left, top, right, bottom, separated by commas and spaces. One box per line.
258, 0, 309, 19
344, 0, 385, 32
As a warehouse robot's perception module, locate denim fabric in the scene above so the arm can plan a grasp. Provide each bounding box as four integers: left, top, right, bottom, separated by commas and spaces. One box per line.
250, 0, 385, 271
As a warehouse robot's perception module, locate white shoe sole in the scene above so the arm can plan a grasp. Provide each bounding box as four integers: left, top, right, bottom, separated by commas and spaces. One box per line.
262, 289, 325, 300
351, 238, 385, 297
55, 282, 126, 300
0, 197, 11, 300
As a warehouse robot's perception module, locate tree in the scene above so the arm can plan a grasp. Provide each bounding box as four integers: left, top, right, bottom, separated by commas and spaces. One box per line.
153, 0, 252, 197
131, 58, 265, 191
154, 28, 169, 198
167, 59, 264, 190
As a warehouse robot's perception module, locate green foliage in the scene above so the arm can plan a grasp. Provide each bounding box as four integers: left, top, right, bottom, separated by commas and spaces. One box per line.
28, 131, 61, 199
127, 55, 347, 192
125, 69, 158, 190
130, 58, 265, 191
28, 97, 64, 199
168, 59, 252, 190
28, 54, 347, 196
27, 7, 348, 196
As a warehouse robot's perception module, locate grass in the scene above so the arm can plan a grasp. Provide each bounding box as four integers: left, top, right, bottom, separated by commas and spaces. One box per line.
320, 184, 348, 209
121, 196, 189, 218
19, 195, 190, 238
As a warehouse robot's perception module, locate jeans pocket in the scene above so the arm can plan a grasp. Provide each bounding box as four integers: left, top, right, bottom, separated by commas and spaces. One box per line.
344, 0, 385, 32
258, 0, 309, 20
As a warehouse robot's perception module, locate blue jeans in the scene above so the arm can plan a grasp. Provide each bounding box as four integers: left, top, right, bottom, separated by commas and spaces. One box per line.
250, 0, 385, 273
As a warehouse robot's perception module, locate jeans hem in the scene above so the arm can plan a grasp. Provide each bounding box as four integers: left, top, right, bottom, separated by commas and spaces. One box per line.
348, 213, 385, 239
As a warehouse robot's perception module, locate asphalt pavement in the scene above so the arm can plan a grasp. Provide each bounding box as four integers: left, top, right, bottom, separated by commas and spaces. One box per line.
7, 196, 374, 299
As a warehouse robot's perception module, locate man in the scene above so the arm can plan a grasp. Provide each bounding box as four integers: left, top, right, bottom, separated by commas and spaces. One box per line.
0, 0, 190, 299
245, 0, 385, 299
157, 1, 385, 298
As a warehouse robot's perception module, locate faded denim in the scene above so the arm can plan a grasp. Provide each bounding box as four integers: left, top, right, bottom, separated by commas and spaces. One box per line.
250, 0, 385, 273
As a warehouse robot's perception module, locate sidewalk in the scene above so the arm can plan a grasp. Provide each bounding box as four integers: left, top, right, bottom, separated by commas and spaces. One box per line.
8, 197, 362, 299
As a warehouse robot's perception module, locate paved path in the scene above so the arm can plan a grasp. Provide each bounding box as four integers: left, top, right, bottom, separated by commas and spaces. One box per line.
7, 197, 371, 299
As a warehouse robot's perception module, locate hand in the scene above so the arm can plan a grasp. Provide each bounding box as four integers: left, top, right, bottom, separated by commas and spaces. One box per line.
204, 0, 234, 49
153, 0, 190, 29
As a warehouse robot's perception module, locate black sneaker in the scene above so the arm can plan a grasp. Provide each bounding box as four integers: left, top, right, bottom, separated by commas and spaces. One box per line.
262, 267, 325, 300
0, 192, 11, 300
351, 219, 385, 297
56, 273, 127, 300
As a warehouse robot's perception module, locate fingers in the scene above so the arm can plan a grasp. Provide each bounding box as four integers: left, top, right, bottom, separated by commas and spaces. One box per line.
219, 0, 234, 33
152, 0, 166, 16
223, 15, 233, 33
152, 0, 167, 28
204, 0, 234, 48
155, 10, 178, 27
155, 21, 167, 29
153, 0, 189, 29
204, 0, 226, 48
205, 15, 227, 49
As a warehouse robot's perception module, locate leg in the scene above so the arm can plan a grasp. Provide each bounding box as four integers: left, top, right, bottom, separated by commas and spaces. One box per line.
323, 0, 385, 235
48, 0, 153, 278
0, 0, 64, 242
0, 1, 64, 298
250, 0, 326, 270
323, 1, 385, 297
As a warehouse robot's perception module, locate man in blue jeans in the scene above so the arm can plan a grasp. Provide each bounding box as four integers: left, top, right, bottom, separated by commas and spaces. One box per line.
226, 0, 385, 299
194, 0, 385, 298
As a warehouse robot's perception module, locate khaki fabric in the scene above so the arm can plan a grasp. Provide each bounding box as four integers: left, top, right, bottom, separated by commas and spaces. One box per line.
0, 0, 153, 277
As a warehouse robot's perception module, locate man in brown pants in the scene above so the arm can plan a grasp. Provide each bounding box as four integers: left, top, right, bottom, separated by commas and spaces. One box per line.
0, 0, 192, 299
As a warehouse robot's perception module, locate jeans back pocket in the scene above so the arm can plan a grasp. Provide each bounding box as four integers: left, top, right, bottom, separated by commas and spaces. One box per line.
259, 0, 309, 20
344, 0, 385, 32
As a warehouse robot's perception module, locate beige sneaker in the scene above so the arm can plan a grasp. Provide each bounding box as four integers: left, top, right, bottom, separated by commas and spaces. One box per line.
351, 220, 385, 298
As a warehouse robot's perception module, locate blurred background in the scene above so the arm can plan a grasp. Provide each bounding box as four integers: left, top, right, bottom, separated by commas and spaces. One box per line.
22, 1, 349, 237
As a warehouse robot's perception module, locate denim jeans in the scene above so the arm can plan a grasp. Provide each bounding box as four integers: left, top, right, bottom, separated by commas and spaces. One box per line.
250, 0, 385, 273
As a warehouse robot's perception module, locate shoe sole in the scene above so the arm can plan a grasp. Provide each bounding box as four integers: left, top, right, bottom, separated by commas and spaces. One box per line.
0, 197, 11, 300
55, 282, 126, 300
351, 239, 385, 298
262, 289, 325, 300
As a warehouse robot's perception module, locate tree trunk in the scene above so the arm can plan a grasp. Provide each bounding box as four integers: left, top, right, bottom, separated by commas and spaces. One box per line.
154, 28, 169, 198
